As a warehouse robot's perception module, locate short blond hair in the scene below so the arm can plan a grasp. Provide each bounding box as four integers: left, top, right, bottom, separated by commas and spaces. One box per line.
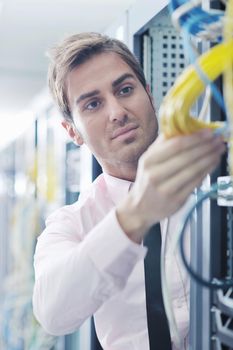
47, 32, 147, 121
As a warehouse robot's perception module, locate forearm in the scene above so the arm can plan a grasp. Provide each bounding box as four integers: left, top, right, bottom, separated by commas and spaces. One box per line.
33, 246, 108, 335
33, 209, 146, 335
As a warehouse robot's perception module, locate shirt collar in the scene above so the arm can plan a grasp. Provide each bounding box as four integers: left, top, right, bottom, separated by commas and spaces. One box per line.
103, 172, 132, 205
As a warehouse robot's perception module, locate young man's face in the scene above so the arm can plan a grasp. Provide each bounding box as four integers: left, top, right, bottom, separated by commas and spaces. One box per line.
64, 52, 158, 177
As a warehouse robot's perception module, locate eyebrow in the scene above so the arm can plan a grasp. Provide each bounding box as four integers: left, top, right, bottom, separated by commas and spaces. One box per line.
76, 90, 100, 105
75, 73, 136, 105
112, 73, 136, 88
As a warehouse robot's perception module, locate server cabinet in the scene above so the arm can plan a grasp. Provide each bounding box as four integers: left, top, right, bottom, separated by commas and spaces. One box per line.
131, 1, 233, 349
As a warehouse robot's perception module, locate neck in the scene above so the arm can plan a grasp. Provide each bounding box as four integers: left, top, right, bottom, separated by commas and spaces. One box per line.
102, 162, 137, 182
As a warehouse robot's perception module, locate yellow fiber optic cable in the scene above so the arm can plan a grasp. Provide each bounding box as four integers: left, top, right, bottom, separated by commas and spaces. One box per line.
223, 0, 233, 174
46, 145, 57, 203
160, 39, 233, 138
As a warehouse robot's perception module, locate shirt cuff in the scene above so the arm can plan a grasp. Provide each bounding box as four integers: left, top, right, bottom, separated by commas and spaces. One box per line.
83, 208, 147, 280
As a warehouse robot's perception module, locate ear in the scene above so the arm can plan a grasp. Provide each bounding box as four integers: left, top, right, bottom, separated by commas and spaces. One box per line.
61, 120, 84, 146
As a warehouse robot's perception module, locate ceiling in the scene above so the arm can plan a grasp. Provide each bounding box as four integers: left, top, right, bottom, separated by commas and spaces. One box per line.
0, 0, 136, 117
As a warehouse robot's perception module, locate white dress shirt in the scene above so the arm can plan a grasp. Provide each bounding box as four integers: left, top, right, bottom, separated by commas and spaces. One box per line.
33, 173, 190, 350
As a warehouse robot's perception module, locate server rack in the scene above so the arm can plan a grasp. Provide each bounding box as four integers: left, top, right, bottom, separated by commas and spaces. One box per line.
132, 1, 233, 349
0, 111, 66, 350
209, 3, 233, 347
191, 1, 233, 349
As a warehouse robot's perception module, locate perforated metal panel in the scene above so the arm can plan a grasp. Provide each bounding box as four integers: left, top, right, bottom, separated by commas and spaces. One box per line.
150, 27, 185, 108
142, 7, 186, 112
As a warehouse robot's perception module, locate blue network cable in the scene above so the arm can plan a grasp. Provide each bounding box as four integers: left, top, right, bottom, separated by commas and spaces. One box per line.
170, 0, 228, 124
179, 182, 233, 289
170, 0, 223, 36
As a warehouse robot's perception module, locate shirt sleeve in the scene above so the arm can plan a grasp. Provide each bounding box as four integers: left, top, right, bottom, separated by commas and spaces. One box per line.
33, 207, 147, 336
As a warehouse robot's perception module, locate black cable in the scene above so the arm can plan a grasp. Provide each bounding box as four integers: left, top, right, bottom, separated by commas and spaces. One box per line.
179, 183, 233, 289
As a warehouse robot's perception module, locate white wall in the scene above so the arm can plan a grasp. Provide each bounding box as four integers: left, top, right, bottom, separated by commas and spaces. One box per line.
105, 0, 168, 49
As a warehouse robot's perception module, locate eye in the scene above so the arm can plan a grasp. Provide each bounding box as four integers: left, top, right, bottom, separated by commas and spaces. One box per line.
85, 100, 101, 111
118, 85, 134, 96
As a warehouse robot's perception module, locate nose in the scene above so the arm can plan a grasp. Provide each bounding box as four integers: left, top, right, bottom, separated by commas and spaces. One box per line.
107, 96, 128, 123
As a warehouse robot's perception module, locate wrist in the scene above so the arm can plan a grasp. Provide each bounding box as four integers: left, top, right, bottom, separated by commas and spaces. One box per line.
116, 194, 149, 244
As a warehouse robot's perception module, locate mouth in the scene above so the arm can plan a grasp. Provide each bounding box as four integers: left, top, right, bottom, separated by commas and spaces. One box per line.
111, 124, 139, 140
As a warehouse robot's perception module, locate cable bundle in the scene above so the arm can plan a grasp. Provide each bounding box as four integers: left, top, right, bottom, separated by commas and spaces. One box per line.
159, 39, 232, 137
178, 0, 233, 288
170, 0, 224, 38
159, 0, 231, 141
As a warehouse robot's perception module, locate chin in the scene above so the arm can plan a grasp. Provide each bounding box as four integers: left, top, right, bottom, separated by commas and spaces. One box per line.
121, 144, 148, 163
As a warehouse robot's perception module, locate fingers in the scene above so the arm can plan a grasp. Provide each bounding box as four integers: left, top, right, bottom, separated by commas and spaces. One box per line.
145, 129, 223, 165
129, 129, 226, 233
144, 133, 225, 185
159, 143, 224, 197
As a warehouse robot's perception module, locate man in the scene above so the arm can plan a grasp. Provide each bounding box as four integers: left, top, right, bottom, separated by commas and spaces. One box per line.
33, 32, 225, 349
